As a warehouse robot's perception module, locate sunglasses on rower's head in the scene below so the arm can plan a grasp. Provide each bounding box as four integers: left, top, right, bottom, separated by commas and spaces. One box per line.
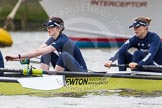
129, 20, 148, 28
43, 20, 62, 28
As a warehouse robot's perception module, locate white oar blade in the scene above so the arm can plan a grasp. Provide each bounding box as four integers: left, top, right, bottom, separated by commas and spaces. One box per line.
18, 75, 65, 90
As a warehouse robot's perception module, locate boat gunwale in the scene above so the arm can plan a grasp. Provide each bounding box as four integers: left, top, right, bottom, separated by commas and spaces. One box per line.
1, 72, 162, 82
65, 74, 162, 80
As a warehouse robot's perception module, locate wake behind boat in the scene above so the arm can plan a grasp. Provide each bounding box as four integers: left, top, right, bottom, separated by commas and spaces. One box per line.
1, 67, 162, 96
39, 0, 162, 48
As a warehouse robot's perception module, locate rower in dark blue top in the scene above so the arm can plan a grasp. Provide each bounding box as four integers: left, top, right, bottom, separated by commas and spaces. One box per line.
0, 51, 4, 68
105, 16, 162, 71
0, 51, 4, 76
5, 17, 87, 72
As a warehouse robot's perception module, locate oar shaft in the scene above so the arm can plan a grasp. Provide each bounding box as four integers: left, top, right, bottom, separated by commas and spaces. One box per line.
0, 68, 43, 76
137, 65, 162, 71
111, 64, 162, 71
0, 78, 18, 83
1, 64, 162, 77
43, 70, 162, 77
43, 71, 108, 77
0, 68, 23, 73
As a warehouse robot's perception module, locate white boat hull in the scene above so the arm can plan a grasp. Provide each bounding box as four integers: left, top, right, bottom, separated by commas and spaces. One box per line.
39, 0, 162, 47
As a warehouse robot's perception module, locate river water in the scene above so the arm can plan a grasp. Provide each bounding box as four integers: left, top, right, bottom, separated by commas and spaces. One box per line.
1, 32, 162, 108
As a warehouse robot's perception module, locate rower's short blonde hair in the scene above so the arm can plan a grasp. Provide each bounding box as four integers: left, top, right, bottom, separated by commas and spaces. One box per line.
134, 16, 152, 26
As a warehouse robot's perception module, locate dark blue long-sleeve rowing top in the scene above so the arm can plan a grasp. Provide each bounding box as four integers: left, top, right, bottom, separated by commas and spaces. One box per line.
109, 31, 162, 65
48, 33, 87, 70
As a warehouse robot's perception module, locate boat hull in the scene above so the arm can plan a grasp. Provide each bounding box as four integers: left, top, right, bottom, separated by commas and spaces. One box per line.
1, 75, 162, 96
39, 0, 162, 48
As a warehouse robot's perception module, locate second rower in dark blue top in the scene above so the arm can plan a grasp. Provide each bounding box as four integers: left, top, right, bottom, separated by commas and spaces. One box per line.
5, 17, 87, 72
105, 17, 162, 71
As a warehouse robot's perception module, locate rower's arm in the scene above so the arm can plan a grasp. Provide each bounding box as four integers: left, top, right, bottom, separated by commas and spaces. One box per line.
109, 37, 136, 62
138, 33, 161, 65
20, 46, 55, 59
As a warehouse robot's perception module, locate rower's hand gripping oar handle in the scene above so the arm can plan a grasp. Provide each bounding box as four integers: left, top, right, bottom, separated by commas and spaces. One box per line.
111, 64, 162, 71
111, 64, 143, 69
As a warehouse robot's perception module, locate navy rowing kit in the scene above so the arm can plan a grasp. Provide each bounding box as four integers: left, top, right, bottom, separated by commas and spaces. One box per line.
41, 33, 87, 72
109, 31, 162, 71
0, 51, 4, 76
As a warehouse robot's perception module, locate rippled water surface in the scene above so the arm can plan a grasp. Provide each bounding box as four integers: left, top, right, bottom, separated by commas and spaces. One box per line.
1, 32, 162, 108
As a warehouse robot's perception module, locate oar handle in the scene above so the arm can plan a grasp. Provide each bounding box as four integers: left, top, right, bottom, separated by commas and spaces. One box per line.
111, 64, 128, 67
